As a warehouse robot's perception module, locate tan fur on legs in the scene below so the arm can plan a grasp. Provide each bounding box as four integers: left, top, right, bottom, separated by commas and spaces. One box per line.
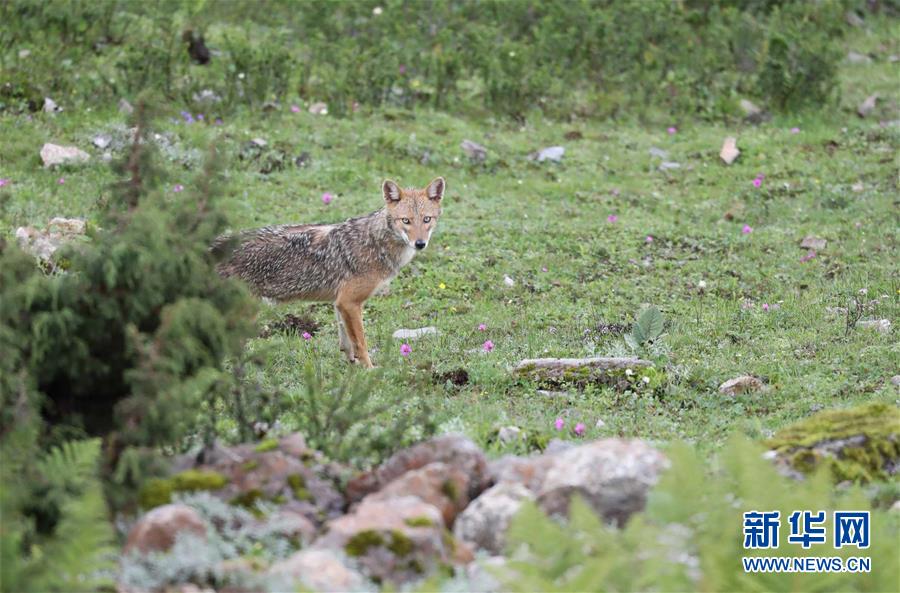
335, 305, 355, 362
335, 301, 372, 368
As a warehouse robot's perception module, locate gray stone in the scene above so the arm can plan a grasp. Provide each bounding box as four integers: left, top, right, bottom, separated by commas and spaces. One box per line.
497, 426, 523, 445
857, 319, 891, 334
720, 137, 740, 165
15, 217, 88, 262
858, 94, 878, 118
530, 146, 565, 163
719, 375, 764, 396
513, 356, 652, 385
461, 140, 488, 163
118, 98, 134, 114
800, 236, 827, 250
392, 326, 438, 340
648, 147, 669, 159
453, 482, 534, 555
270, 548, 369, 593
846, 51, 872, 65
536, 438, 669, 525
40, 143, 90, 167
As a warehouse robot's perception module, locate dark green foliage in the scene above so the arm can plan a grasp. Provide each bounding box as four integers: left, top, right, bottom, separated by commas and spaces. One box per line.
282, 361, 437, 467
0, 0, 848, 119
0, 439, 116, 593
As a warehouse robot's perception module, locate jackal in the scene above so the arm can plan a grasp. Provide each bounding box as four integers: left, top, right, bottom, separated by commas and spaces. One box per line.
214, 177, 445, 368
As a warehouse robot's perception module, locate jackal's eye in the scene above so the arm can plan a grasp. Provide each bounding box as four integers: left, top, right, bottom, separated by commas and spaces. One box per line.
423, 216, 432, 223
401, 218, 410, 225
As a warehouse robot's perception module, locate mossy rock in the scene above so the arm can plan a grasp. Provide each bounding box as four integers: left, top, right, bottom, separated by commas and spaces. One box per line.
767, 403, 900, 483
138, 469, 228, 509
404, 516, 435, 528
287, 473, 313, 501
254, 438, 279, 453
513, 357, 657, 390
345, 530, 386, 556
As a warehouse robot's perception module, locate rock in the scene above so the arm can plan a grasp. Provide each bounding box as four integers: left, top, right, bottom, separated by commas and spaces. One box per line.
270, 549, 368, 593
40, 143, 90, 167
497, 426, 523, 445
845, 11, 864, 27
124, 503, 207, 554
719, 137, 740, 165
800, 236, 827, 250
92, 134, 111, 149
43, 97, 62, 113
767, 402, 900, 482
740, 99, 762, 117
279, 432, 311, 458
364, 462, 469, 526
461, 140, 487, 163
530, 146, 564, 163
453, 482, 534, 555
503, 275, 515, 288
392, 327, 438, 340
309, 102, 328, 115
852, 182, 864, 193
891, 375, 900, 388
346, 434, 489, 503
847, 51, 872, 65
536, 439, 669, 525
15, 217, 88, 262
719, 375, 764, 396
513, 357, 653, 388
648, 147, 669, 159
314, 496, 458, 585
250, 137, 268, 148
267, 509, 317, 544
659, 161, 681, 171
193, 89, 222, 104
891, 500, 900, 513
118, 98, 134, 114
858, 94, 878, 118
856, 319, 891, 333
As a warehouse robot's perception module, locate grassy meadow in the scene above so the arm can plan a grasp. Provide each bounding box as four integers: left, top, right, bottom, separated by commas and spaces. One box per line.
1, 19, 897, 462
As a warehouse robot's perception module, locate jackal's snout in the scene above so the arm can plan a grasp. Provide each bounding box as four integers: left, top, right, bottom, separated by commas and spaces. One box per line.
414, 239, 427, 250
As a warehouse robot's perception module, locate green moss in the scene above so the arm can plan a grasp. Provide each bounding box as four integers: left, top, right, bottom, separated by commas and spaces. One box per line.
138, 478, 173, 509
387, 530, 414, 557
404, 516, 435, 528
767, 403, 900, 483
254, 438, 279, 453
241, 459, 259, 471
345, 530, 385, 557
230, 488, 263, 509
441, 479, 460, 503
171, 469, 227, 491
138, 469, 227, 509
287, 473, 313, 501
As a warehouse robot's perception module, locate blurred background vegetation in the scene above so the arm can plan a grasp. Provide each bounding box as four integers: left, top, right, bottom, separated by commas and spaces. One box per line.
1, 0, 880, 120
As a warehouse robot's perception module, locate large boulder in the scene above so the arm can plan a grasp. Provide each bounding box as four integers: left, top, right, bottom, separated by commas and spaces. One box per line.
314, 495, 466, 585
363, 462, 470, 527
346, 434, 489, 503
269, 548, 369, 593
15, 217, 88, 263
40, 142, 90, 167
124, 503, 207, 554
453, 482, 534, 555
536, 439, 669, 525
767, 402, 900, 482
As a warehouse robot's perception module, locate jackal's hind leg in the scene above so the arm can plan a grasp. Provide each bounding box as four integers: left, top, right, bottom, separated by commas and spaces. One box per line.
335, 305, 356, 362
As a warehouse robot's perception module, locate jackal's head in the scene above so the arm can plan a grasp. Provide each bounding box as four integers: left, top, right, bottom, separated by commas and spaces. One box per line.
383, 177, 445, 251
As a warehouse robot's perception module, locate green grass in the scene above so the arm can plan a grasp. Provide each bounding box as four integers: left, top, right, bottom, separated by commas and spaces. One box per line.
1, 26, 897, 462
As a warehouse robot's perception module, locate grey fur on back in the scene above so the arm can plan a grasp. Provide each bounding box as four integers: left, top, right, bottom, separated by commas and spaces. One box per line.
213, 208, 409, 302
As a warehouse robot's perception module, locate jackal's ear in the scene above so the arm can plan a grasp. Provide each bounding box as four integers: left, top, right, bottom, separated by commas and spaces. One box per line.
383, 179, 402, 203
426, 176, 445, 201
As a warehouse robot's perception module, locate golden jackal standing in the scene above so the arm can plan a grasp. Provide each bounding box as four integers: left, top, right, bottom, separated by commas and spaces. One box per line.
214, 177, 445, 368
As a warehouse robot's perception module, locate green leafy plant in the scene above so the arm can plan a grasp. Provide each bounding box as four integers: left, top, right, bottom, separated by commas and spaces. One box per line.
624, 305, 665, 353
500, 436, 899, 592
0, 439, 116, 593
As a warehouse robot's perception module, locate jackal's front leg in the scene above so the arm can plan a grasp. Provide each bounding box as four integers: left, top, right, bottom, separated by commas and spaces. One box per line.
335, 301, 374, 369
334, 304, 356, 362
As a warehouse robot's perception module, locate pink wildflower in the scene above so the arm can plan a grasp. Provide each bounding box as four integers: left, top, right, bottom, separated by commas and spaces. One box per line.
742, 224, 753, 234
607, 214, 618, 223
800, 250, 816, 263
57, 177, 65, 184
302, 331, 312, 341
574, 422, 586, 436
790, 127, 800, 134
667, 126, 677, 135
478, 323, 486, 331
322, 192, 333, 204
400, 343, 412, 357
483, 340, 494, 352
541, 266, 548, 272
554, 417, 564, 431
0, 178, 10, 187
752, 177, 762, 188
398, 64, 407, 75
291, 104, 301, 113
173, 184, 184, 193
645, 235, 654, 243
762, 303, 769, 312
